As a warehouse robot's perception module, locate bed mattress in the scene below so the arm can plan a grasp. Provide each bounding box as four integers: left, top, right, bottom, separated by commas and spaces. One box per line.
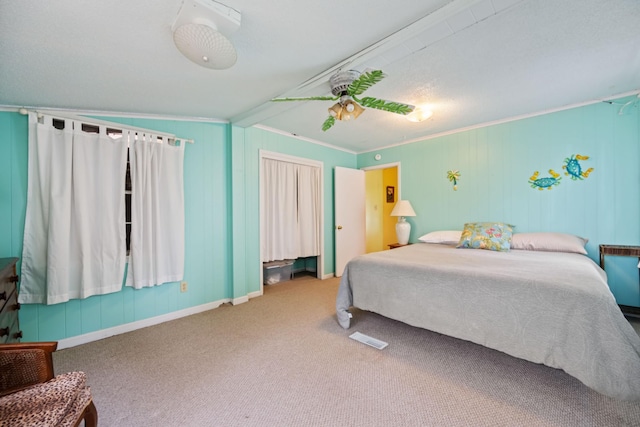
336, 243, 640, 400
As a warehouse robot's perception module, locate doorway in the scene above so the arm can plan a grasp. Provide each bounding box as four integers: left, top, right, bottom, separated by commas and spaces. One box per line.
363, 163, 400, 253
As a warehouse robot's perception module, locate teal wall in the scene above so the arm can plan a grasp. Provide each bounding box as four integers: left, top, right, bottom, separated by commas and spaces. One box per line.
2, 96, 638, 343
230, 126, 356, 300
0, 113, 233, 341
358, 98, 640, 307
0, 113, 355, 342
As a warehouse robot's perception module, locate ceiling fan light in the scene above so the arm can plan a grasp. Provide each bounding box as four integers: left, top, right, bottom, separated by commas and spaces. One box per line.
406, 107, 433, 122
328, 103, 342, 119
343, 100, 364, 120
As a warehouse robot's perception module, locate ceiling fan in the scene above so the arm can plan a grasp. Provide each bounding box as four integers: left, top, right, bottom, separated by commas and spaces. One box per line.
271, 69, 415, 131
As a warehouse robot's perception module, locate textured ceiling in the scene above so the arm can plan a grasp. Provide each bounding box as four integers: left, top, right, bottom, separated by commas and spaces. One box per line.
1, 0, 639, 153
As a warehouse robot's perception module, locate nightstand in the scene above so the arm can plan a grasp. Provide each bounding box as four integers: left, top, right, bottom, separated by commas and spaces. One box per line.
599, 245, 640, 269
388, 243, 411, 249
599, 244, 640, 316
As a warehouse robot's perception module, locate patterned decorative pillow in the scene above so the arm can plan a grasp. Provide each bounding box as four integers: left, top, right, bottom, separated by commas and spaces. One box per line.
457, 222, 514, 252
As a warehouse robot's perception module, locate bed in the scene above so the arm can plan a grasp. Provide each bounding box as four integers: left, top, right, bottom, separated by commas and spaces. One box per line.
336, 241, 640, 401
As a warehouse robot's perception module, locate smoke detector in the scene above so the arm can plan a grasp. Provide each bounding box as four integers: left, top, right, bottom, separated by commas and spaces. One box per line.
171, 0, 241, 70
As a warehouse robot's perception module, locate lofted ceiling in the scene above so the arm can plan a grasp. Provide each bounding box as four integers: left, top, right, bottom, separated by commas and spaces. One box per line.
1, 0, 639, 153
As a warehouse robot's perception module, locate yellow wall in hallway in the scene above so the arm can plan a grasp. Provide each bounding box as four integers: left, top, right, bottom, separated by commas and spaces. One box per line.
383, 167, 398, 248
365, 166, 398, 253
365, 169, 383, 253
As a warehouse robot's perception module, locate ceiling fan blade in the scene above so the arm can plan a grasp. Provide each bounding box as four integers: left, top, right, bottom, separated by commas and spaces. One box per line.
322, 116, 336, 131
347, 70, 385, 96
355, 96, 415, 115
271, 95, 338, 102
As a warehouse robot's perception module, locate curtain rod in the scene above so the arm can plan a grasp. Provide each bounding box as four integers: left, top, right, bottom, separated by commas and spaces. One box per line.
19, 108, 194, 144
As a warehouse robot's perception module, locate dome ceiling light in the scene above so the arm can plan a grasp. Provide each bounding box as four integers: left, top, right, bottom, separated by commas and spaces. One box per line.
171, 0, 241, 70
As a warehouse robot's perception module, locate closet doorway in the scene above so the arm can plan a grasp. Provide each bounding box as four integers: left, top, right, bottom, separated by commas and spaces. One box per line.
259, 150, 324, 292
363, 163, 400, 253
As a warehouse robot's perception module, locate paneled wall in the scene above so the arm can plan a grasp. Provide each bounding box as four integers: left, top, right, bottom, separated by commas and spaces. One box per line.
358, 98, 640, 306
0, 112, 231, 342
0, 114, 357, 343
2, 95, 637, 342
232, 126, 357, 297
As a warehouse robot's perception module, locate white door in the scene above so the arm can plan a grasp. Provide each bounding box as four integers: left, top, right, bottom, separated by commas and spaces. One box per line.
334, 166, 366, 277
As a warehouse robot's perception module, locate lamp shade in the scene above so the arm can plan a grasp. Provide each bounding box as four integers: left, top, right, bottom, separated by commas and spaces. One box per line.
390, 200, 416, 217
341, 100, 364, 121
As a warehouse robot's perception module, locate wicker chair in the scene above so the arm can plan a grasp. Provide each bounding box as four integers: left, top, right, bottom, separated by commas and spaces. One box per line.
0, 342, 97, 426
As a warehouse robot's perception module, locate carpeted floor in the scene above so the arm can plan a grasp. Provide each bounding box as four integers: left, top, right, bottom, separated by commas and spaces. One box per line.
54, 276, 640, 427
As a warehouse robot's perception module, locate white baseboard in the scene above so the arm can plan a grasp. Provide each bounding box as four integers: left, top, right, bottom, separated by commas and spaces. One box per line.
322, 273, 335, 280
57, 299, 230, 350
232, 295, 249, 305
248, 290, 262, 299
227, 289, 262, 305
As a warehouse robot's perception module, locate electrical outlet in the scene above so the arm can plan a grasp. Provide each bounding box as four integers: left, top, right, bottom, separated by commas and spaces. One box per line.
180, 281, 188, 292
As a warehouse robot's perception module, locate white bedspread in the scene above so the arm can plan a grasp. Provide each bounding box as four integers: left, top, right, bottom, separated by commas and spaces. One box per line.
336, 243, 640, 400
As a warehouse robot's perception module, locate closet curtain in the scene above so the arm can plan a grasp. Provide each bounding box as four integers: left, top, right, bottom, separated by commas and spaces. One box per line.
296, 164, 321, 257
261, 158, 321, 262
125, 132, 185, 289
20, 113, 128, 304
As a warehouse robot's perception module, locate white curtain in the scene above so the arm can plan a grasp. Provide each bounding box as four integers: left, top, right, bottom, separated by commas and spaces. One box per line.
20, 113, 128, 304
296, 164, 321, 257
261, 158, 321, 262
262, 159, 298, 261
125, 132, 185, 289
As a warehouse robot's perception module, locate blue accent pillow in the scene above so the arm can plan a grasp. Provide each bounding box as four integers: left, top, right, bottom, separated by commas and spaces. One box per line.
457, 222, 514, 252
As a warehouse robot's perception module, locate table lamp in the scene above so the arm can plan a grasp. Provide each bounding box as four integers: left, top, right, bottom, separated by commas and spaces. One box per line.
390, 200, 416, 245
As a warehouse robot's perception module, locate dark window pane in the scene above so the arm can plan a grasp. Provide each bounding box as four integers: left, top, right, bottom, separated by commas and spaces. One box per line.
126, 224, 131, 251
125, 162, 131, 192
125, 194, 131, 222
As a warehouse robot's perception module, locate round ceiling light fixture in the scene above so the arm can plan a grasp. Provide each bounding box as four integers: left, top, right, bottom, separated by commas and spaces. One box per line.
171, 0, 241, 70
406, 107, 433, 122
173, 23, 237, 70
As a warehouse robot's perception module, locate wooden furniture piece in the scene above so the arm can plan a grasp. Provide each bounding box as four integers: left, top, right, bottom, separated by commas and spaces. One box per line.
599, 244, 640, 269
0, 341, 98, 426
599, 244, 640, 316
388, 243, 412, 249
0, 258, 21, 343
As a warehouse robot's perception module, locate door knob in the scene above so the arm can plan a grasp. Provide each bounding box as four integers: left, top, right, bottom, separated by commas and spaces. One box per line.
336, 225, 343, 230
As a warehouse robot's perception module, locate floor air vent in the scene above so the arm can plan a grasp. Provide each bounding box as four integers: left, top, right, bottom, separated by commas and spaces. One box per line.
349, 332, 388, 350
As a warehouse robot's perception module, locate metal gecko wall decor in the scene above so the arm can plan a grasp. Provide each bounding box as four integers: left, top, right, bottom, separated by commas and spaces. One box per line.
528, 154, 594, 190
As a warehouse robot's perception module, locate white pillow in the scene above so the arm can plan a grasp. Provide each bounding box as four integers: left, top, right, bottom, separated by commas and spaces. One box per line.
510, 232, 588, 254
418, 230, 462, 244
